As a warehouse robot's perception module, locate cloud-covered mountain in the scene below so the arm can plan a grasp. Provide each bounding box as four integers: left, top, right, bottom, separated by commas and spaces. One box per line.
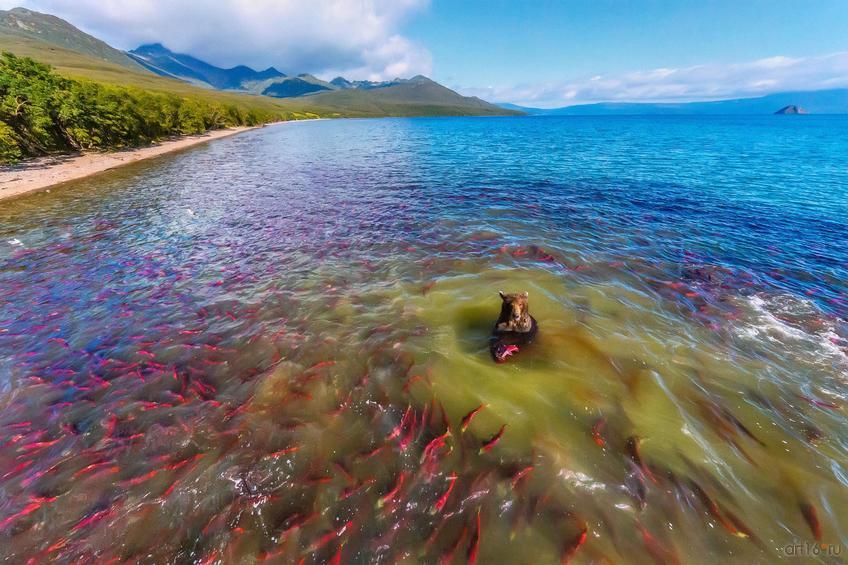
128, 43, 286, 90
127, 43, 453, 102
5, 0, 431, 81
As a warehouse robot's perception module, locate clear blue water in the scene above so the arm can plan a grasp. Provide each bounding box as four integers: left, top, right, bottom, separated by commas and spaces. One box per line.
1, 116, 846, 563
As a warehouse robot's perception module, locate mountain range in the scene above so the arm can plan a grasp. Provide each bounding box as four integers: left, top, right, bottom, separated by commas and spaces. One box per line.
499, 88, 848, 115
0, 7, 514, 117
127, 43, 437, 100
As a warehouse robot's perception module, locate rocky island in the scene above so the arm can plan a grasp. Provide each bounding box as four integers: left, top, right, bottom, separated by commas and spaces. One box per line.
774, 105, 809, 114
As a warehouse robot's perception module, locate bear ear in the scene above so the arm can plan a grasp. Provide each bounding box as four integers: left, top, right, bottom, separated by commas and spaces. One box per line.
522, 291, 529, 298
498, 291, 506, 299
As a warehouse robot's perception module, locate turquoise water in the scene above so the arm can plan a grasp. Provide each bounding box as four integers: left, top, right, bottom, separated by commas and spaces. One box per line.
0, 116, 847, 563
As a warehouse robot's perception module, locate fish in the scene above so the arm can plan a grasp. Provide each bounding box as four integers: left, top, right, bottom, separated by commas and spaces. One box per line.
561, 526, 587, 564
493, 344, 519, 363
72, 508, 114, 531
387, 406, 414, 441
421, 431, 452, 476
461, 404, 486, 433
399, 411, 419, 451
340, 478, 376, 500
1, 460, 34, 480
73, 461, 114, 479
307, 520, 354, 553
0, 497, 54, 529
433, 474, 458, 513
798, 394, 840, 411
439, 525, 468, 565
591, 418, 606, 447
624, 464, 648, 511
625, 436, 656, 483
799, 502, 822, 541
329, 546, 344, 565
689, 481, 747, 538
480, 425, 507, 454
377, 472, 409, 508
467, 510, 482, 565
510, 466, 534, 490
637, 523, 680, 565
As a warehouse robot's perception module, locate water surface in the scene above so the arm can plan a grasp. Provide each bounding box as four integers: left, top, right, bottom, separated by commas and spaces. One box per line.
1, 116, 847, 563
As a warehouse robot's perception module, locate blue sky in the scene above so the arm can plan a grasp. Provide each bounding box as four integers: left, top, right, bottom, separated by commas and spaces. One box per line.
407, 0, 848, 106
409, 1, 848, 85
6, 0, 848, 107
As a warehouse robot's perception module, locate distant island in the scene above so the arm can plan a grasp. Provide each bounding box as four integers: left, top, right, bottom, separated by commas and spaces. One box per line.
774, 105, 808, 115
501, 90, 848, 115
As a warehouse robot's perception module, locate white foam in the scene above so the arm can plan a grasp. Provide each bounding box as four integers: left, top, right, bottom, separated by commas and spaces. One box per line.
735, 293, 848, 371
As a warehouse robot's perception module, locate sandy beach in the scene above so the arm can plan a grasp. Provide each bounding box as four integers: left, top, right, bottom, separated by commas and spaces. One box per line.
0, 126, 257, 202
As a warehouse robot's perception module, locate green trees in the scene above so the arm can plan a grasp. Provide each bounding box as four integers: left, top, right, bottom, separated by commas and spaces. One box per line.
0, 52, 280, 163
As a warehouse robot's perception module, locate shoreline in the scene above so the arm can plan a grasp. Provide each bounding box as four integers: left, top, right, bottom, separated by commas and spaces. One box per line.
0, 126, 262, 202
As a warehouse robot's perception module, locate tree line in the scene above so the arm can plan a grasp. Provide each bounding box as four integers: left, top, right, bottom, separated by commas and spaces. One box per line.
0, 52, 289, 164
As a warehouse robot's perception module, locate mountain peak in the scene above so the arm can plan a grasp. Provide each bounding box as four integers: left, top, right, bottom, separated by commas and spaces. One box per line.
132, 43, 170, 54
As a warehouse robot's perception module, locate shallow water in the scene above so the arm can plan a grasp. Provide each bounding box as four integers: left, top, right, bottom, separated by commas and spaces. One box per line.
1, 116, 847, 563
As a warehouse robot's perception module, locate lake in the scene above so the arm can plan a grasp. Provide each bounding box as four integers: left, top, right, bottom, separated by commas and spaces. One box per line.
1, 115, 847, 563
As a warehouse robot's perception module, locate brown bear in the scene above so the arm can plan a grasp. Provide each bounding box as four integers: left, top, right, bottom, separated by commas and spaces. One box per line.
490, 291, 538, 363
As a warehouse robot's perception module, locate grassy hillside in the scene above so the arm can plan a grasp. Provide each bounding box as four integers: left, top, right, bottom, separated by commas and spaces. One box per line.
0, 52, 291, 163
0, 7, 145, 71
294, 76, 512, 117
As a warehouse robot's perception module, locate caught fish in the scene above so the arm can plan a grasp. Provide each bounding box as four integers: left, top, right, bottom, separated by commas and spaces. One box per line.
493, 344, 519, 363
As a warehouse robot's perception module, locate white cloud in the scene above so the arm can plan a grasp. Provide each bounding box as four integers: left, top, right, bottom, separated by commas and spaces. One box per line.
458, 52, 848, 108
5, 0, 432, 80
